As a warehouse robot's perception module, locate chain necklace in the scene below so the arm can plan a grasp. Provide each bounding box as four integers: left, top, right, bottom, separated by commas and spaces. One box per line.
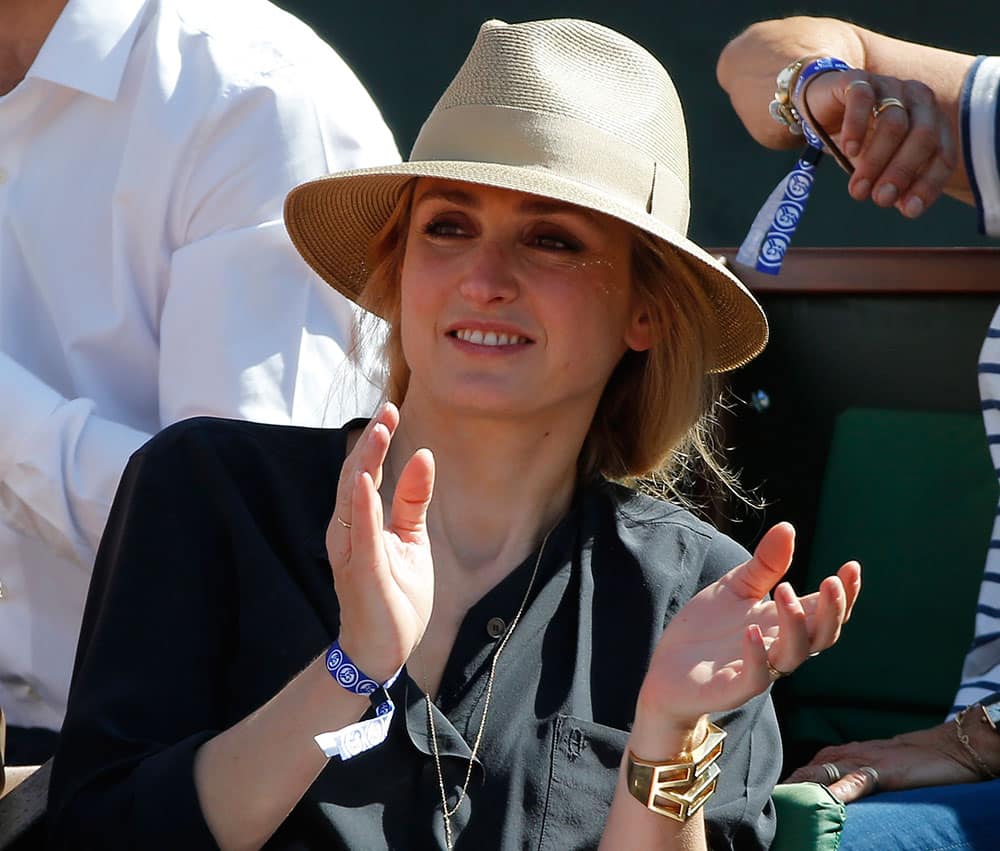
425, 526, 554, 850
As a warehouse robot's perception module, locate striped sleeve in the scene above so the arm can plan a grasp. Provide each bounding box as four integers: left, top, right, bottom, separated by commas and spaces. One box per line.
961, 56, 1000, 236
952, 304, 1000, 715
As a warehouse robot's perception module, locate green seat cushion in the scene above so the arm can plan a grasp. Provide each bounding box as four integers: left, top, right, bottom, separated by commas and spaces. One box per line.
784, 407, 997, 750
772, 782, 845, 851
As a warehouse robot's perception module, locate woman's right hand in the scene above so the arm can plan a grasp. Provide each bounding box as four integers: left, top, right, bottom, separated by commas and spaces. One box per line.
325, 403, 435, 683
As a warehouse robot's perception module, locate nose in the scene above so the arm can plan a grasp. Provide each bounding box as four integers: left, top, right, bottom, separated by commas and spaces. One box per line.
457, 239, 519, 306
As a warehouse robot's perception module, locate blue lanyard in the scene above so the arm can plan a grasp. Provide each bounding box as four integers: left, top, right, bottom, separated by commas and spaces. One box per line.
736, 58, 851, 275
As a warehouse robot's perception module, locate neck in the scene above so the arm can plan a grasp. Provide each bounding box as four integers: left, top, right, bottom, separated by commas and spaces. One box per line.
0, 0, 67, 95
388, 391, 594, 584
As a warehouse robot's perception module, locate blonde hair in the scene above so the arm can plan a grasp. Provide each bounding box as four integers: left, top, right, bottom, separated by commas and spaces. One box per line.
358, 180, 737, 504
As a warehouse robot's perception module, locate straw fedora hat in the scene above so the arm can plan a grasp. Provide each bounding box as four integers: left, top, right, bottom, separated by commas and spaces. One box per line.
285, 18, 767, 372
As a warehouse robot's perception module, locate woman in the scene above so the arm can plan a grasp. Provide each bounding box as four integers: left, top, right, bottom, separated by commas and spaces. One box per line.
48, 18, 860, 850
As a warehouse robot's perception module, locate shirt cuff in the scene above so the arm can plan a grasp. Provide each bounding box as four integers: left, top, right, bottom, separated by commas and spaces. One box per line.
132, 731, 220, 849
0, 351, 66, 477
961, 56, 1000, 237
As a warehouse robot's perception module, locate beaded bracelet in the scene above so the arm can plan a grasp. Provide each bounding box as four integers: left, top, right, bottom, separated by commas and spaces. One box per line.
768, 55, 820, 134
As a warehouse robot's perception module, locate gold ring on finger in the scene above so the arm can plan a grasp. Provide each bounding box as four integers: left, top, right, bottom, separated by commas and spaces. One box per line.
766, 659, 791, 681
336, 516, 352, 529
873, 97, 906, 119
821, 763, 842, 784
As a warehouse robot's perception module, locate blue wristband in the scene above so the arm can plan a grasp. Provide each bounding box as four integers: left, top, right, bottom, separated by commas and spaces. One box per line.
793, 58, 852, 150
315, 640, 401, 760
324, 642, 396, 715
737, 57, 851, 275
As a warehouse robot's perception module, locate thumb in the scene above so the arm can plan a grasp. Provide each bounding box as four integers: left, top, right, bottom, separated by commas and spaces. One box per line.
389, 448, 435, 539
724, 522, 795, 599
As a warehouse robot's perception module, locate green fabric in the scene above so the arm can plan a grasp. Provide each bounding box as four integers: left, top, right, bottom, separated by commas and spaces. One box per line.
772, 783, 845, 851
784, 407, 997, 751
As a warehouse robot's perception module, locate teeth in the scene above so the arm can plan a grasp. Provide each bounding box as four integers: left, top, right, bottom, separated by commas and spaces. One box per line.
455, 329, 526, 346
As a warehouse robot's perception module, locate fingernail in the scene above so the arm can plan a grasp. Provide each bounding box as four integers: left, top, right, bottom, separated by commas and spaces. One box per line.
845, 141, 860, 158
903, 196, 924, 217
852, 178, 871, 199
874, 183, 898, 206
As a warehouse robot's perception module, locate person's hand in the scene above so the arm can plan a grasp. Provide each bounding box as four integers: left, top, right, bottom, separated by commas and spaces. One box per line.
802, 70, 957, 218
635, 522, 861, 732
325, 403, 435, 683
785, 723, 981, 802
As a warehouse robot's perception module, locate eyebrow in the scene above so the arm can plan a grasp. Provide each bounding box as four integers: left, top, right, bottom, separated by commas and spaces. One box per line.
414, 188, 603, 227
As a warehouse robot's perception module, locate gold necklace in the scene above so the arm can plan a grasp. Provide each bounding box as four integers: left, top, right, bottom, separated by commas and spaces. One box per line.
425, 527, 554, 850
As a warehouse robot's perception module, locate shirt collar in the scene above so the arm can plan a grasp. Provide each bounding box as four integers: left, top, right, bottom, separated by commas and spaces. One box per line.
27, 0, 148, 102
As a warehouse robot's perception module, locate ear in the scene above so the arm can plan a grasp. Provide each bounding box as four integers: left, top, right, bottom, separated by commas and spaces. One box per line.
624, 304, 653, 352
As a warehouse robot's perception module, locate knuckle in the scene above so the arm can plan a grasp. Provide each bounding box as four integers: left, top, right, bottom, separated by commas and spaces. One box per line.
908, 123, 940, 157
880, 110, 909, 135
903, 79, 933, 102
886, 161, 920, 185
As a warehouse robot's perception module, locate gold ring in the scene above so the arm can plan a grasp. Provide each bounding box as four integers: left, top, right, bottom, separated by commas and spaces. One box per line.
766, 660, 791, 681
873, 97, 906, 118
821, 763, 842, 784
336, 516, 352, 529
845, 78, 874, 94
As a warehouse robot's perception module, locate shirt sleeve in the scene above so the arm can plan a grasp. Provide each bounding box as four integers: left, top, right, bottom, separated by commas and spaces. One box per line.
0, 354, 151, 567
46, 426, 229, 849
961, 56, 1000, 236
952, 305, 1000, 714
0, 50, 397, 569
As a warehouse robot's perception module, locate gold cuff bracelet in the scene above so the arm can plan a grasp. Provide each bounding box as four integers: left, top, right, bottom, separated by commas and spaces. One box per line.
626, 722, 727, 821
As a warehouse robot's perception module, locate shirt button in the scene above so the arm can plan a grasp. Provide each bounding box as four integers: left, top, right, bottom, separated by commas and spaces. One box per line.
486, 617, 507, 639
0, 579, 6, 599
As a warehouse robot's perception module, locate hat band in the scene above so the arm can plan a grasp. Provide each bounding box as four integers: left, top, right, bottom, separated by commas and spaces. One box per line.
410, 104, 689, 233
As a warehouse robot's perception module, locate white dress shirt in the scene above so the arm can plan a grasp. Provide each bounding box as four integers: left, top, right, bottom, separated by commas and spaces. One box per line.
0, 0, 398, 728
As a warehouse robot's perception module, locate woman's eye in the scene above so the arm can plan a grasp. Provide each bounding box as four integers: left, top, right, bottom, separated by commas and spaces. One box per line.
532, 233, 580, 251
422, 219, 467, 237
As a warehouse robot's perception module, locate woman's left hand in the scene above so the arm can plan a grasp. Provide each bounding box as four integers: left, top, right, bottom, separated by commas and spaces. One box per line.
785, 723, 981, 802
801, 69, 957, 217
636, 522, 861, 730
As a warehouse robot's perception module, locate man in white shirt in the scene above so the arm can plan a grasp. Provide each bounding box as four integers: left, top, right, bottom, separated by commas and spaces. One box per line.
0, 0, 398, 761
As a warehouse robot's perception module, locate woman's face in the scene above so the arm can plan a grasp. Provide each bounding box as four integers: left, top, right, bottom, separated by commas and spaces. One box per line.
398, 178, 651, 420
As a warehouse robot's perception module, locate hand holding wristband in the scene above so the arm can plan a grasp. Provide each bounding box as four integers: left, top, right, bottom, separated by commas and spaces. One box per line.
314, 640, 402, 761
737, 56, 852, 275
626, 721, 727, 821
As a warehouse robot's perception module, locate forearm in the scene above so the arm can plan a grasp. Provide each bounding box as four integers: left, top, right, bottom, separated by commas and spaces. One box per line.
194, 655, 369, 851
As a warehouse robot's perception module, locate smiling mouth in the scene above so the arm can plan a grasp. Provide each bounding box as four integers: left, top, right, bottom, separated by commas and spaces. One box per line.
449, 329, 531, 346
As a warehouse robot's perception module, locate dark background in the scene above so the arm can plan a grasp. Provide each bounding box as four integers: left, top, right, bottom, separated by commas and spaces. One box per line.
276, 0, 997, 249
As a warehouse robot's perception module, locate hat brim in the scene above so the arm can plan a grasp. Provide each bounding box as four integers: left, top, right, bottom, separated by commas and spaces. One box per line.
284, 162, 768, 373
